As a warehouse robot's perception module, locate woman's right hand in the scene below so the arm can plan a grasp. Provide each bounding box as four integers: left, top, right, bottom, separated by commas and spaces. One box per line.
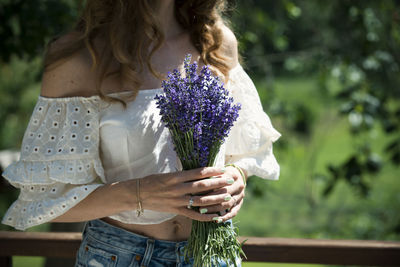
125, 167, 232, 221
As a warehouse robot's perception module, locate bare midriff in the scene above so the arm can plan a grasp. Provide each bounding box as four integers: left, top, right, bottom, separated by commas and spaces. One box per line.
101, 215, 192, 241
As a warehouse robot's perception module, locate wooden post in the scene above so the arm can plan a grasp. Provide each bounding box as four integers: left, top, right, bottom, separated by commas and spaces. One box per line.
0, 255, 12, 267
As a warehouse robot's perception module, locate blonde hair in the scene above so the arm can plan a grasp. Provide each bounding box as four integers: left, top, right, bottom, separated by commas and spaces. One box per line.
44, 0, 233, 105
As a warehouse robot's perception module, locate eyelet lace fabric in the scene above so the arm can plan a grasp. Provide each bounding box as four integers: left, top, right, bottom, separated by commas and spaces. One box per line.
2, 97, 105, 230
1, 64, 281, 230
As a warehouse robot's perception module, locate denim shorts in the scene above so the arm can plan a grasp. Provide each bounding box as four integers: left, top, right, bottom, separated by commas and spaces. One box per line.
74, 218, 242, 267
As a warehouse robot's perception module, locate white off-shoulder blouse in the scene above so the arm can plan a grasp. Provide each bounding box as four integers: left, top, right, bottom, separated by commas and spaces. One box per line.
1, 64, 281, 230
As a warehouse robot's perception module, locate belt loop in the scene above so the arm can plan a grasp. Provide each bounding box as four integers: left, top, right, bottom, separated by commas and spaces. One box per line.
81, 220, 89, 237
141, 238, 155, 267
175, 243, 181, 265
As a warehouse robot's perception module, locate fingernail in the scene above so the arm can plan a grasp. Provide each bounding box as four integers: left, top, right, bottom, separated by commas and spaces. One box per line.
226, 178, 234, 184
200, 208, 208, 214
212, 217, 222, 223
220, 167, 226, 173
224, 195, 231, 201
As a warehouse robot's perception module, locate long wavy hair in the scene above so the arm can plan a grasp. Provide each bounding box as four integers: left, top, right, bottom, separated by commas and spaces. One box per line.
44, 0, 234, 104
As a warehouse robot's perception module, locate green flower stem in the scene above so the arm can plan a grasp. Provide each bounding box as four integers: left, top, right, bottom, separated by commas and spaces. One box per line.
168, 122, 246, 266
184, 220, 246, 267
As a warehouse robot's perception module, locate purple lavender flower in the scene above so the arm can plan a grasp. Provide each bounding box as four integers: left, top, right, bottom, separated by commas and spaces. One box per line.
155, 54, 241, 170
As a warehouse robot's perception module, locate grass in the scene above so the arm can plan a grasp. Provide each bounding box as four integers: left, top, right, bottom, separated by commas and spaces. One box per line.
234, 74, 400, 242
12, 257, 45, 267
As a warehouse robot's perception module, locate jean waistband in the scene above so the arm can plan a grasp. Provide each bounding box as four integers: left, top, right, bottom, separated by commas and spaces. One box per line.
83, 219, 189, 260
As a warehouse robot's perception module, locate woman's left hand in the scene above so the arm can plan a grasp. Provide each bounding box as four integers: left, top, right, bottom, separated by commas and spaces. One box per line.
193, 166, 246, 223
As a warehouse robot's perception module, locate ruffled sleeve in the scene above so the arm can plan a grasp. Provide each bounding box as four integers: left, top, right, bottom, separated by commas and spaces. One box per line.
225, 64, 282, 180
1, 96, 105, 230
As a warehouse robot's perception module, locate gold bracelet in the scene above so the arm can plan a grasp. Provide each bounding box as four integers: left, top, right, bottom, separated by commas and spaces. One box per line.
225, 163, 246, 186
136, 179, 144, 217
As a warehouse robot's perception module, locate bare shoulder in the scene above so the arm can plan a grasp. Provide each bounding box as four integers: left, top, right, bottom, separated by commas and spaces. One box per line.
41, 32, 97, 98
218, 22, 239, 70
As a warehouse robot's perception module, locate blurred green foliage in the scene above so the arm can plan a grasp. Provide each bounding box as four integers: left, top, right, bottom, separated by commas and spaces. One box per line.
236, 75, 400, 242
0, 0, 81, 62
0, 0, 82, 150
230, 0, 400, 198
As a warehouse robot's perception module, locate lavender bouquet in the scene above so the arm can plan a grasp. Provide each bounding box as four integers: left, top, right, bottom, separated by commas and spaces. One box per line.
155, 54, 244, 267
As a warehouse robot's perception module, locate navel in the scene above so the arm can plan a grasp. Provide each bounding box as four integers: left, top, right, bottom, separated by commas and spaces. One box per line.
172, 220, 182, 234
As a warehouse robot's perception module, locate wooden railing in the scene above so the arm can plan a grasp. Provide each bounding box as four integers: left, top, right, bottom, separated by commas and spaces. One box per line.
0, 231, 399, 266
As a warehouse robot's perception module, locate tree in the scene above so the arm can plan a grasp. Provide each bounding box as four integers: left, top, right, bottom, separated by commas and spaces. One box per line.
230, 0, 400, 198
0, 0, 81, 150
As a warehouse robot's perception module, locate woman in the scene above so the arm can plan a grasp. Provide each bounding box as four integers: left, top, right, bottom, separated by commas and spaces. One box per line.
1, 0, 281, 266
